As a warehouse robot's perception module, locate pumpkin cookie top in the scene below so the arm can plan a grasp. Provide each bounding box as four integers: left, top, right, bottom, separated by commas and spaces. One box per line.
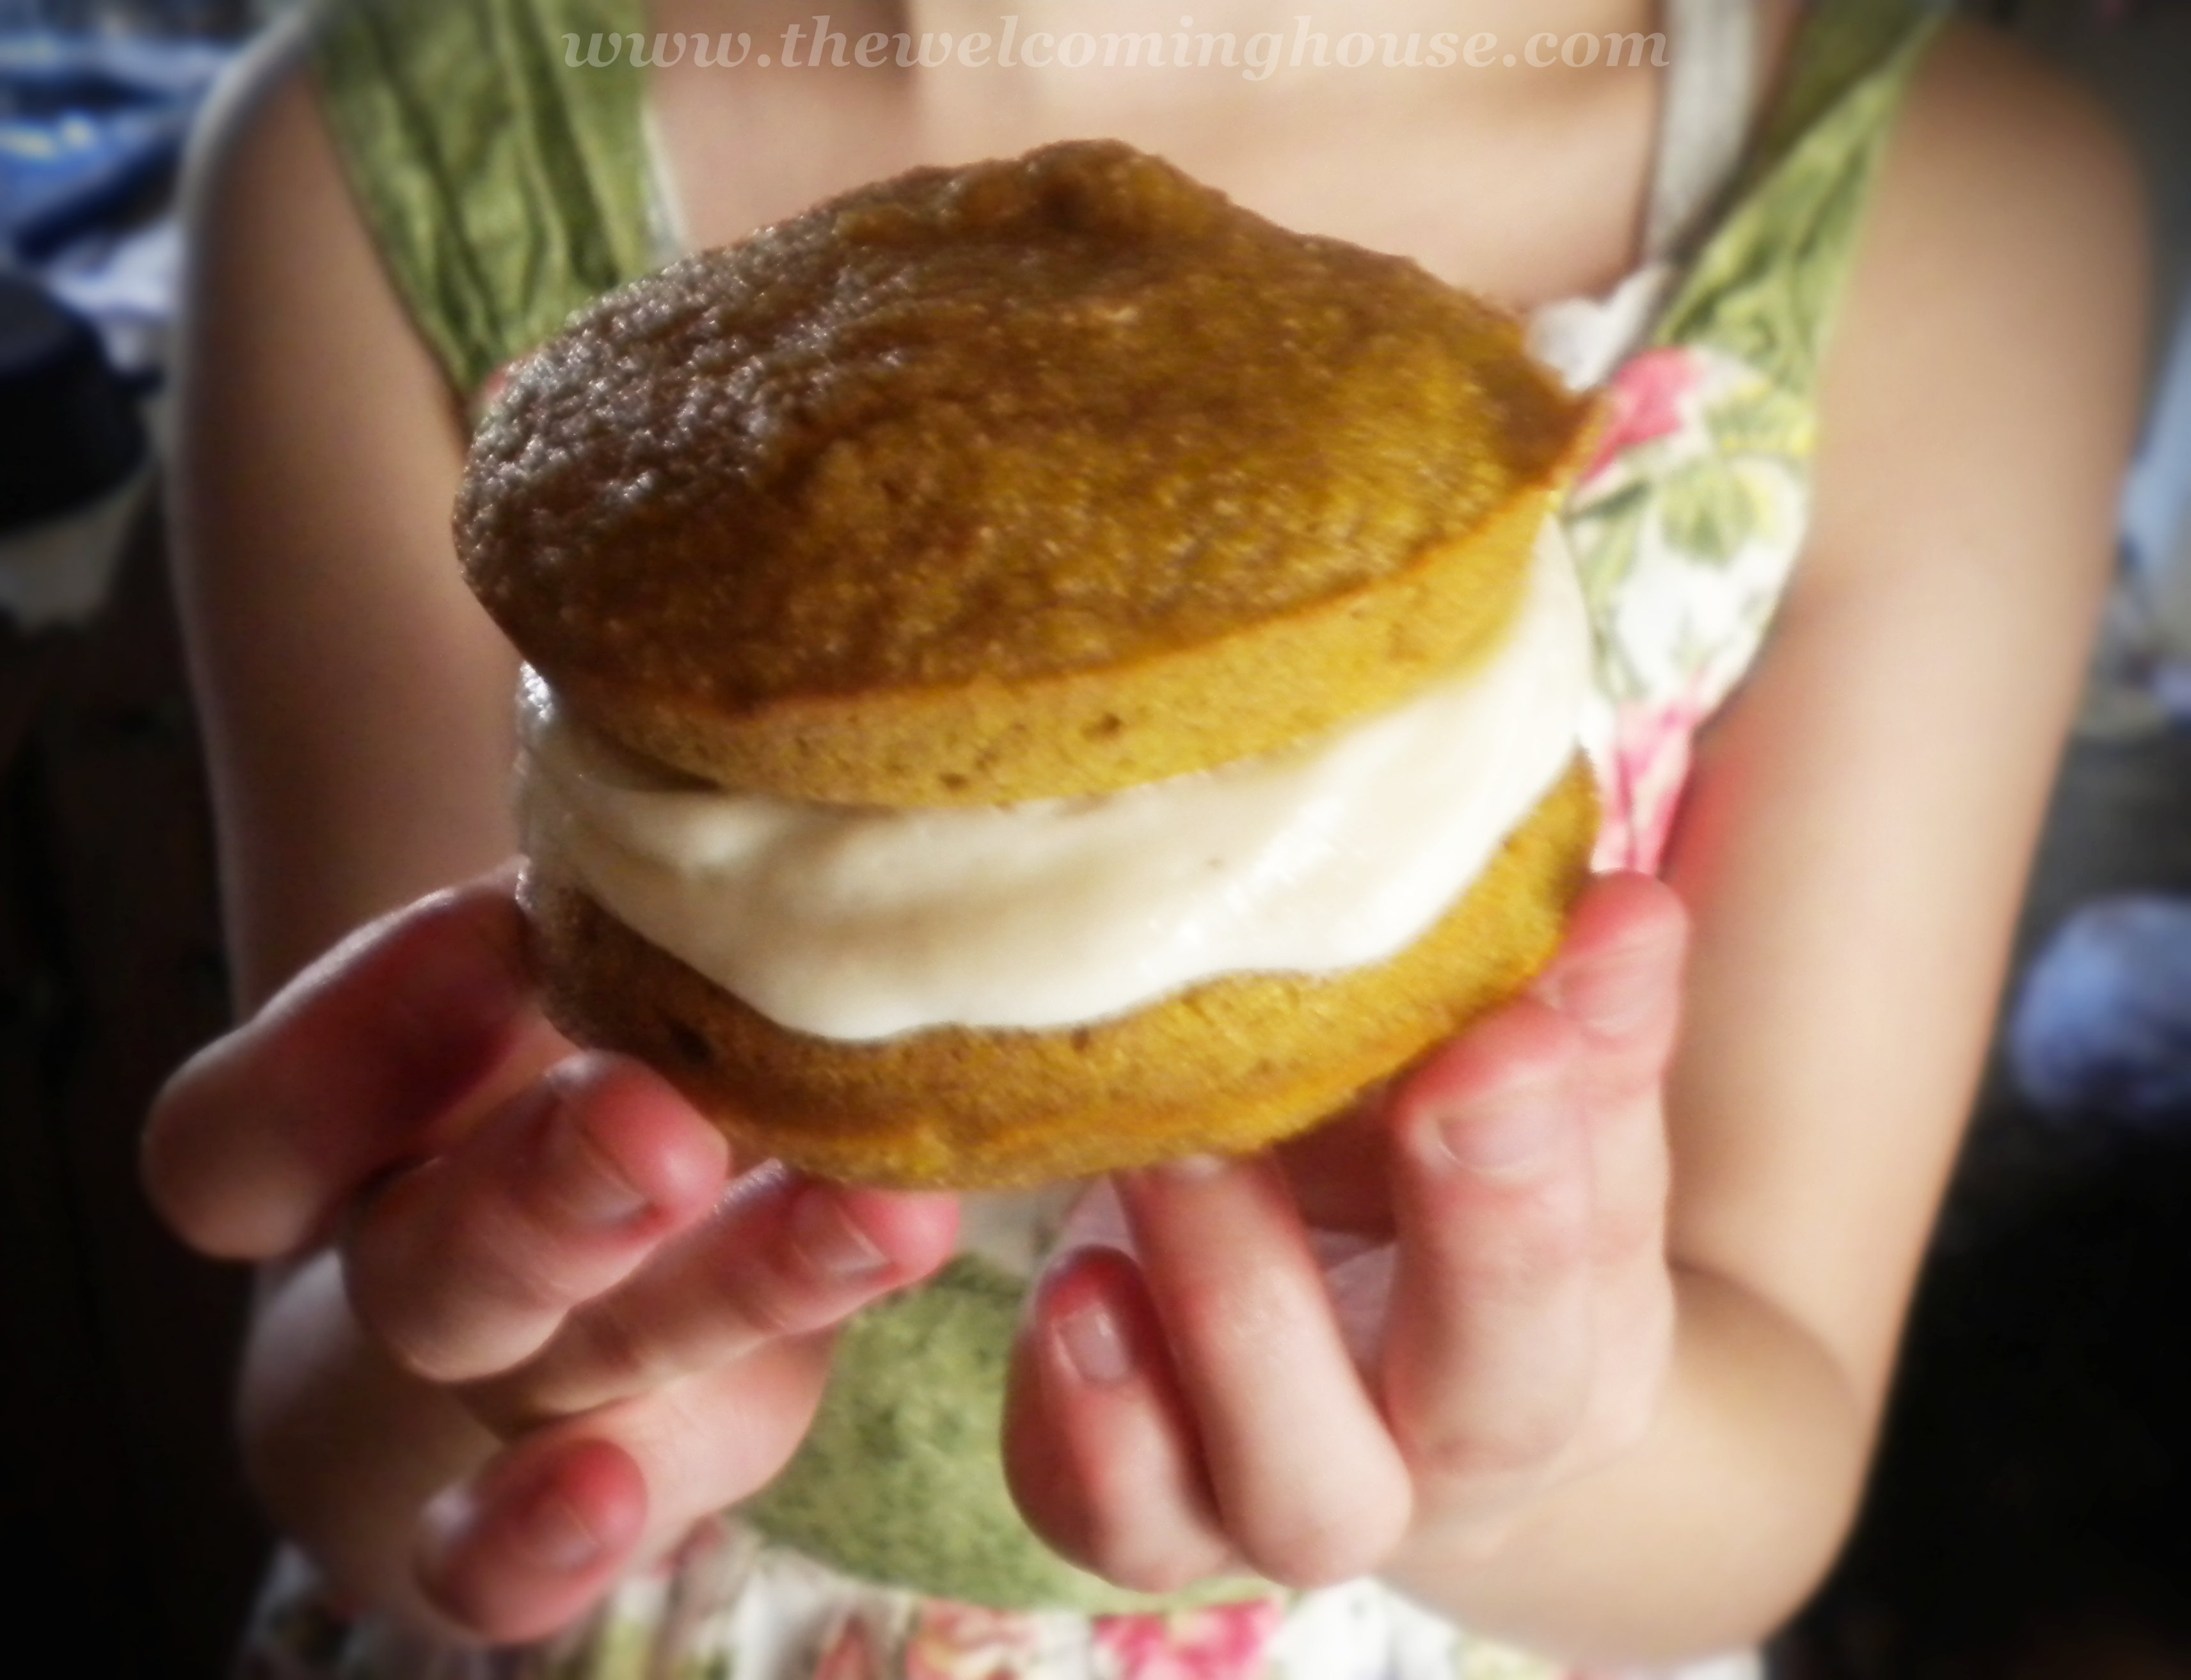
458, 139, 1590, 804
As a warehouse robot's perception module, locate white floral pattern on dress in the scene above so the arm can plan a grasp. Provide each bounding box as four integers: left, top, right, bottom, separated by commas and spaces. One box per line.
1563, 343, 1816, 873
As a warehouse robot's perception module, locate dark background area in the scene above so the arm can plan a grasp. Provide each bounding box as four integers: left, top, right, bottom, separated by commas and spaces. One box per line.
0, 505, 260, 1674
1783, 738, 2191, 1679
6, 2, 2191, 1676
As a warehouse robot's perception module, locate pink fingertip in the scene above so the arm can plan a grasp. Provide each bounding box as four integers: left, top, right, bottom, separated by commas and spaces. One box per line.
1033, 1245, 1150, 1391
1545, 874, 1688, 975
502, 1480, 609, 1573
1055, 1296, 1136, 1387
418, 1438, 647, 1642
1531, 878, 1686, 1043
788, 1185, 891, 1281
831, 1185, 961, 1276
1398, 999, 1584, 1121
1539, 939, 1675, 1039
547, 1056, 733, 1224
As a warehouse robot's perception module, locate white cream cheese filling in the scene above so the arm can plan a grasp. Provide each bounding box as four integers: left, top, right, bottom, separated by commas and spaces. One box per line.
516, 518, 1591, 1043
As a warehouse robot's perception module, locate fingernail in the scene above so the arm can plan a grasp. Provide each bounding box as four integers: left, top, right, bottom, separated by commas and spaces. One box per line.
540, 1107, 653, 1230
789, 1188, 890, 1282
1543, 940, 1665, 1038
504, 1482, 605, 1573
1429, 1074, 1570, 1175
1055, 1297, 1135, 1386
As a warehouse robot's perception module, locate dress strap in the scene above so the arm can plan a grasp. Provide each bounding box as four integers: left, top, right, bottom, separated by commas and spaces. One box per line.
1563, 0, 1946, 876
1651, 0, 1945, 396
312, 0, 662, 397
1643, 0, 1762, 264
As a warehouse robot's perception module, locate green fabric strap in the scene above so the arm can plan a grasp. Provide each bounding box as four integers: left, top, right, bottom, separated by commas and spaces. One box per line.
312, 0, 658, 395
1653, 0, 1945, 395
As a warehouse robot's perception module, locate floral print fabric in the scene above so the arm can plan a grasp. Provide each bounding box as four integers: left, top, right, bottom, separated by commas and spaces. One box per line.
243, 1516, 1758, 1680
1570, 342, 1817, 873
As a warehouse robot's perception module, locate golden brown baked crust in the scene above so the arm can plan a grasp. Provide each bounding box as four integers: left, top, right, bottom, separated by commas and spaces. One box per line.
551, 483, 1563, 807
523, 758, 1598, 1189
460, 139, 1593, 805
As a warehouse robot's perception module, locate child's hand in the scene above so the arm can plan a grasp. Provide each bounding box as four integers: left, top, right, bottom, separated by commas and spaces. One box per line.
144, 875, 959, 1641
1002, 872, 1687, 1597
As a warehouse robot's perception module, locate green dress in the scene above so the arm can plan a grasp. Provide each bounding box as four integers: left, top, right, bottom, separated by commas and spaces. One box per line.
239, 3, 1943, 1675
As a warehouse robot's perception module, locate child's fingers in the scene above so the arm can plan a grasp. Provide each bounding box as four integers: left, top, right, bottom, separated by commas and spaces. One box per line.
469, 1172, 959, 1430
1114, 1156, 1414, 1588
1378, 999, 1597, 1521
417, 1333, 835, 1644
1531, 871, 1690, 1110
1534, 875, 1685, 1381
344, 1054, 731, 1386
145, 873, 545, 1260
1002, 1246, 1242, 1595
1380, 874, 1688, 1523
413, 1434, 649, 1645
1530, 873, 1687, 1463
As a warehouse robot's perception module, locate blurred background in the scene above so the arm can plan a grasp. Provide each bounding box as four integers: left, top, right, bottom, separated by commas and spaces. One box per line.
4, 0, 2191, 1674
